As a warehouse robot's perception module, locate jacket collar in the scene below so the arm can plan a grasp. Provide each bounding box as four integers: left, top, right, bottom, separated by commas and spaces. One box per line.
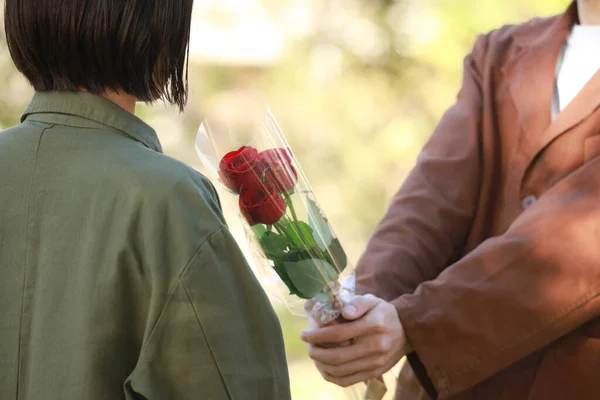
501, 1, 576, 148
499, 1, 600, 187
512, 2, 577, 48
22, 91, 163, 153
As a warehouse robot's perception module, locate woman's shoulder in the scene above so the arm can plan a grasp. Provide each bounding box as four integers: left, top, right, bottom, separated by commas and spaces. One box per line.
121, 149, 225, 227
137, 150, 213, 191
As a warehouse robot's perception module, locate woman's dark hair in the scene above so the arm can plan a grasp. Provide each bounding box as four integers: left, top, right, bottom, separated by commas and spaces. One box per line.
4, 0, 194, 110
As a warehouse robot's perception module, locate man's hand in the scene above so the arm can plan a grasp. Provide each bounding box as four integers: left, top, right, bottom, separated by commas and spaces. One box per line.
301, 294, 411, 387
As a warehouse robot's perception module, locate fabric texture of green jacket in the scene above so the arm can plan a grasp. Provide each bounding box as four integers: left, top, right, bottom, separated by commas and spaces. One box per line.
0, 91, 291, 400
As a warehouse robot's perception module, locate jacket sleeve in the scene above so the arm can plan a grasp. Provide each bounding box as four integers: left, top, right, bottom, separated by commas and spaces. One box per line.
355, 34, 488, 300
395, 149, 600, 398
125, 226, 291, 400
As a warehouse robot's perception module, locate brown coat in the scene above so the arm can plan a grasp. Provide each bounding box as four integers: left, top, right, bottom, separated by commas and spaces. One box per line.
356, 2, 600, 399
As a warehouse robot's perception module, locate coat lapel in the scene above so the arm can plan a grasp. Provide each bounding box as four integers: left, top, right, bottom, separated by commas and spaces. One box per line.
501, 2, 575, 152
534, 0, 600, 166
537, 70, 600, 154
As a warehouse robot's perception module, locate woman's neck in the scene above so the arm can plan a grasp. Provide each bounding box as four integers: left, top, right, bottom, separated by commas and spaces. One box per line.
578, 0, 600, 25
101, 91, 137, 113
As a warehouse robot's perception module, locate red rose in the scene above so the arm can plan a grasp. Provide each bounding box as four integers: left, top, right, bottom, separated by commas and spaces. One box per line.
239, 184, 286, 225
218, 146, 263, 193
260, 148, 298, 193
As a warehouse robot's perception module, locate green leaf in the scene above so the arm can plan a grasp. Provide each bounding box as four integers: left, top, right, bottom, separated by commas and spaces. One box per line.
305, 199, 348, 273
282, 220, 319, 250
252, 224, 268, 240
328, 239, 348, 273
314, 291, 330, 303
260, 231, 288, 259
306, 198, 335, 249
282, 258, 340, 299
283, 249, 311, 262
252, 224, 303, 296
273, 259, 302, 297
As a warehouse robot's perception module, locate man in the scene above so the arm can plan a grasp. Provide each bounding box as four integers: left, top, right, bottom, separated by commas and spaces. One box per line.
302, 0, 600, 399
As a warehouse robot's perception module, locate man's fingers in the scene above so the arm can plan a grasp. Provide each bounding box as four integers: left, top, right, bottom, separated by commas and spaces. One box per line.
301, 306, 389, 346
308, 341, 369, 365
304, 294, 409, 389
308, 336, 386, 365
301, 316, 372, 345
317, 339, 353, 349
306, 316, 320, 330
321, 368, 384, 388
341, 294, 381, 321
318, 356, 398, 388
315, 353, 387, 378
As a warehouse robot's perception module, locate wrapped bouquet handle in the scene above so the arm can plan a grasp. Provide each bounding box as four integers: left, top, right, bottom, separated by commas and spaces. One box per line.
195, 90, 387, 400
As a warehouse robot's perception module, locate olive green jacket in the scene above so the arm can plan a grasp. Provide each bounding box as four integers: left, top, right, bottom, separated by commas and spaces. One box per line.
0, 92, 290, 400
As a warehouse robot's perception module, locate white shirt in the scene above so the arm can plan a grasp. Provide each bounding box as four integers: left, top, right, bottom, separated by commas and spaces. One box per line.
553, 24, 600, 119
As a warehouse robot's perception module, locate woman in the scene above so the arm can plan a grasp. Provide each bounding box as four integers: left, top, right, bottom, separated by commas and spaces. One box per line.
0, 1, 290, 399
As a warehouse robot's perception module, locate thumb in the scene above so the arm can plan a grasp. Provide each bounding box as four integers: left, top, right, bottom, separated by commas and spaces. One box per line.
341, 294, 381, 321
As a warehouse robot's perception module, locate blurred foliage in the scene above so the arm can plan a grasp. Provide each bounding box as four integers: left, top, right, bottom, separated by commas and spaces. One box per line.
0, 0, 570, 398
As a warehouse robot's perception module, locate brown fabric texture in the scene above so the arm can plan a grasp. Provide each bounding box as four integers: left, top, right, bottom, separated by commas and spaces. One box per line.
356, 2, 600, 399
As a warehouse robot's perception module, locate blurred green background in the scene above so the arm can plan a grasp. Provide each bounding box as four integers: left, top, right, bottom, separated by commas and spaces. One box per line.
0, 0, 568, 398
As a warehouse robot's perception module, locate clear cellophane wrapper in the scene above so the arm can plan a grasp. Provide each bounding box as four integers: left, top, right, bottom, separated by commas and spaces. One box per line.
195, 90, 387, 400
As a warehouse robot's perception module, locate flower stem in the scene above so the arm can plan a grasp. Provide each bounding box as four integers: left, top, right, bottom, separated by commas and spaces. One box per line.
281, 192, 310, 247
284, 192, 299, 223
274, 221, 293, 243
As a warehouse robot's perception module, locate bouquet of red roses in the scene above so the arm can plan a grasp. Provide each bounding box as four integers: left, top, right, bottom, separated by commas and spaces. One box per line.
195, 91, 387, 400
217, 145, 348, 305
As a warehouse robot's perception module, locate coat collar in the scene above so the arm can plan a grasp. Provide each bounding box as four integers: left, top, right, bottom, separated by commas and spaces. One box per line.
502, 2, 600, 185
501, 2, 576, 155
22, 91, 163, 153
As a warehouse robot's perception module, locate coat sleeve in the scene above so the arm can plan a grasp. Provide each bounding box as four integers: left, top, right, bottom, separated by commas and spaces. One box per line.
125, 226, 291, 400
122, 171, 291, 400
355, 34, 488, 300
395, 143, 600, 398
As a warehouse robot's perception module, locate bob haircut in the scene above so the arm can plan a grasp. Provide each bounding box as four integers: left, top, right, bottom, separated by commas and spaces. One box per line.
4, 0, 194, 110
